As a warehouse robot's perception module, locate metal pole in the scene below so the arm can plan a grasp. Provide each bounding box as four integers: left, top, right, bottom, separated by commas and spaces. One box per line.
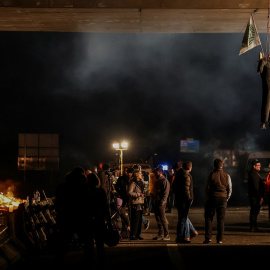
120, 149, 123, 176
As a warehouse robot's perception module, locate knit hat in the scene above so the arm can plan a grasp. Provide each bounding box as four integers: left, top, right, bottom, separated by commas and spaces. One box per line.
116, 198, 123, 207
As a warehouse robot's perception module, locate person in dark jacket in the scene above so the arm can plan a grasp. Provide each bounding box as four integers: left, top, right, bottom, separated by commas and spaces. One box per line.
203, 159, 232, 244
248, 159, 264, 232
172, 161, 198, 243
166, 167, 175, 213
98, 163, 112, 204
111, 197, 130, 233
152, 166, 170, 240
115, 167, 133, 208
54, 167, 94, 265
86, 171, 113, 269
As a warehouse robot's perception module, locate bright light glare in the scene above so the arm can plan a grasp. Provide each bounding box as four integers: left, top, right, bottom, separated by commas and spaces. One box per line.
113, 143, 119, 149
113, 142, 128, 150
121, 142, 128, 148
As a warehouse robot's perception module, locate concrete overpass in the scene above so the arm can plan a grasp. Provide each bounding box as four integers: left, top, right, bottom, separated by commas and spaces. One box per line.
0, 0, 270, 33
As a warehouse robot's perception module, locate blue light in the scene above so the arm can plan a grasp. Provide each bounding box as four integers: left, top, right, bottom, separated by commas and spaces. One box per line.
162, 165, 168, 171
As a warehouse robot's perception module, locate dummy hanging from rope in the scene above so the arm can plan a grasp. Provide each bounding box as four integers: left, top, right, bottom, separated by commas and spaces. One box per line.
257, 50, 270, 129
239, 9, 270, 130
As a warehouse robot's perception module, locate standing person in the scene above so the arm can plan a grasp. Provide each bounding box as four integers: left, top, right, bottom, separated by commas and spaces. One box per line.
128, 170, 145, 240
264, 171, 270, 220
142, 171, 150, 216
172, 161, 198, 244
129, 164, 150, 227
152, 166, 170, 241
166, 167, 175, 213
115, 167, 133, 229
170, 161, 183, 197
248, 159, 264, 232
98, 163, 112, 205
86, 171, 113, 269
148, 168, 157, 213
54, 167, 94, 266
203, 159, 232, 244
115, 167, 133, 209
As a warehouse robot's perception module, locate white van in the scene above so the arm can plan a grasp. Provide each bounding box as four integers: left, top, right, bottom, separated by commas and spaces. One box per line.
244, 151, 270, 181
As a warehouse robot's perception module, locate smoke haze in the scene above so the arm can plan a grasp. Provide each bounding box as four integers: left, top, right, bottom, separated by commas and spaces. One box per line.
0, 31, 269, 202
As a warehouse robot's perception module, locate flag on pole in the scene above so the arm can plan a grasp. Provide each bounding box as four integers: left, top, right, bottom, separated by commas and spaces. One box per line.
239, 14, 262, 55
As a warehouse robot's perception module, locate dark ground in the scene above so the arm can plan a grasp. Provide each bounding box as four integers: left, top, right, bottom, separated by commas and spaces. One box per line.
3, 205, 270, 270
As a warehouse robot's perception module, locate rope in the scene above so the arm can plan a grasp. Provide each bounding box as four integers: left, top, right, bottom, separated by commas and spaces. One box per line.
267, 0, 270, 55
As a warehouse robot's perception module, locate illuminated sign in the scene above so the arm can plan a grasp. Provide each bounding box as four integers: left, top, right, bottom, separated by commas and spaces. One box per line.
180, 139, 199, 153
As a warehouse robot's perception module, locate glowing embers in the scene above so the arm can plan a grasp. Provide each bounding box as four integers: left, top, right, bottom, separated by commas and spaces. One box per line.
0, 192, 25, 212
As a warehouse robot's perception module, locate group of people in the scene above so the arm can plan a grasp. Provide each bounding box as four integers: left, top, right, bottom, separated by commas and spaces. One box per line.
54, 165, 113, 269
169, 158, 232, 244
114, 164, 168, 240
114, 158, 233, 244
53, 162, 154, 268
169, 157, 269, 244
53, 156, 270, 268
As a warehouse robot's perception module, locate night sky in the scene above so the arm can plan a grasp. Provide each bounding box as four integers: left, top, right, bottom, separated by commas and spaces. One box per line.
1, 31, 270, 198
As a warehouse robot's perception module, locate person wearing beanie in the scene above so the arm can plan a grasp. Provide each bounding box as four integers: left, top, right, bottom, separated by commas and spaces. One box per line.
111, 197, 130, 235
203, 159, 232, 244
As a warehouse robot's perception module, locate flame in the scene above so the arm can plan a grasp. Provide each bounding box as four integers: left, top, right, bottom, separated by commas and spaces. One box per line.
0, 192, 26, 211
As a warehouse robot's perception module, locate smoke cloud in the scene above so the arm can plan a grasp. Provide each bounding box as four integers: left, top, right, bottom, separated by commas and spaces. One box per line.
0, 32, 269, 204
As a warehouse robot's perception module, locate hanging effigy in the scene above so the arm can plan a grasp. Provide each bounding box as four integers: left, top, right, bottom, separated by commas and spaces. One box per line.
257, 53, 270, 129
239, 9, 270, 129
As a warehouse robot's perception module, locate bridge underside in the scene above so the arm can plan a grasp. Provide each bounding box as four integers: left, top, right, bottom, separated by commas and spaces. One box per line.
0, 1, 269, 33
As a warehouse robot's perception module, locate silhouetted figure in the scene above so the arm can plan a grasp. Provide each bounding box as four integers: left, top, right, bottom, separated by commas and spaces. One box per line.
86, 171, 113, 269
115, 167, 133, 208
172, 161, 198, 243
148, 168, 157, 213
248, 159, 264, 232
98, 163, 113, 204
54, 167, 94, 266
264, 171, 270, 219
166, 167, 175, 213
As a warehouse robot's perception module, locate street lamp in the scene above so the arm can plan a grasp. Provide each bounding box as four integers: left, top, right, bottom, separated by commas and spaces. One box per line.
113, 142, 128, 176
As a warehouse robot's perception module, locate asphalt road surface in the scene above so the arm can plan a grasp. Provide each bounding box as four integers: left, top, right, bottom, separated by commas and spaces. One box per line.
8, 206, 270, 270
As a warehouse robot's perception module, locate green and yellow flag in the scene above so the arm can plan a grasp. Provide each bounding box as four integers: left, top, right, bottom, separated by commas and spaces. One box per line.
239, 14, 262, 55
